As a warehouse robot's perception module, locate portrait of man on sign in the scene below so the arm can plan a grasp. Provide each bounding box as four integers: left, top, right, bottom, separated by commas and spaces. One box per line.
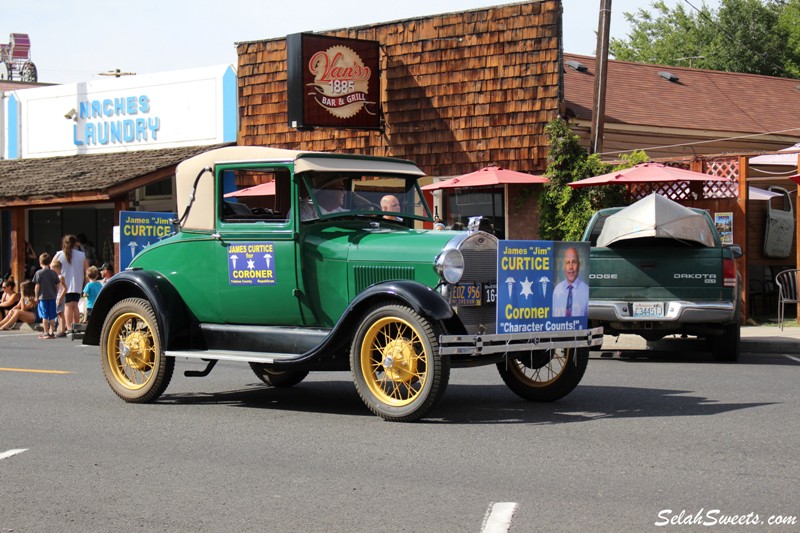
551, 244, 589, 318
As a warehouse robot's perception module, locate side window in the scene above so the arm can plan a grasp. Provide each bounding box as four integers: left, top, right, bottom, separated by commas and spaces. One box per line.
221, 168, 291, 223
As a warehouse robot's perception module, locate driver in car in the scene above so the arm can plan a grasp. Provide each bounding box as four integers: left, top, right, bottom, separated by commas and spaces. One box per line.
300, 178, 348, 220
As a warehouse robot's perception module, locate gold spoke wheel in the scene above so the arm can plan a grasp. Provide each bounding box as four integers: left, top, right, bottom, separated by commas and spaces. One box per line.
351, 304, 449, 422
100, 298, 173, 403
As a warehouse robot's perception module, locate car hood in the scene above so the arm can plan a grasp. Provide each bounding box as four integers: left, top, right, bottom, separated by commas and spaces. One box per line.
302, 222, 459, 264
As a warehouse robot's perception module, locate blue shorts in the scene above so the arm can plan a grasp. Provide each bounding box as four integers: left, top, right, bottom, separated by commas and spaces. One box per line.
37, 299, 58, 321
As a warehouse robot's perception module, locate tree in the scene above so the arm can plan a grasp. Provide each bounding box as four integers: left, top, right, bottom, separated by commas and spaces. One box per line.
610, 0, 800, 78
539, 118, 648, 241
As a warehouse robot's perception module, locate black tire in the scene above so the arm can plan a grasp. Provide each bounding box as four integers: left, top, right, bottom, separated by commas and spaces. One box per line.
249, 363, 309, 388
351, 303, 449, 422
497, 347, 589, 402
712, 323, 741, 362
100, 297, 174, 403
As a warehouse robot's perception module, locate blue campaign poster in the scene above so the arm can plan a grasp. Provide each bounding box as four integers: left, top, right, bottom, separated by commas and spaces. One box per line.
227, 242, 276, 285
119, 211, 176, 271
497, 240, 590, 333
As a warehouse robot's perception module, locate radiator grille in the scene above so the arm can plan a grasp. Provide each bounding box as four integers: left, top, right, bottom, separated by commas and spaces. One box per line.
354, 265, 415, 293
450, 232, 498, 335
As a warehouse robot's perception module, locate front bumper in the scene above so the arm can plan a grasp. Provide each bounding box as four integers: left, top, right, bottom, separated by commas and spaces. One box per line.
589, 300, 737, 323
439, 327, 604, 356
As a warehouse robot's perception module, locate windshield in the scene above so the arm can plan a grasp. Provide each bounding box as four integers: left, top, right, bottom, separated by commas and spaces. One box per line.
299, 172, 433, 223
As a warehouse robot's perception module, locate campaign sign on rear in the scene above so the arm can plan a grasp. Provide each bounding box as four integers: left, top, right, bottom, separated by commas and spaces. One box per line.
119, 211, 176, 271
498, 241, 590, 333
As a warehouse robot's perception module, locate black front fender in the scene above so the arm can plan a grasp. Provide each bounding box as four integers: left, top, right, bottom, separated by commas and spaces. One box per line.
270, 280, 460, 368
345, 280, 454, 322
83, 270, 194, 347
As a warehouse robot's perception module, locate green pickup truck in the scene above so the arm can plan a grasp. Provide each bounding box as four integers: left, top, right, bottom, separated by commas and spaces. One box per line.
84, 146, 603, 421
582, 194, 743, 361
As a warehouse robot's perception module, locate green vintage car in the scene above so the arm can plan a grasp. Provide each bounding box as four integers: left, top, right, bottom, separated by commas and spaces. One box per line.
84, 146, 602, 421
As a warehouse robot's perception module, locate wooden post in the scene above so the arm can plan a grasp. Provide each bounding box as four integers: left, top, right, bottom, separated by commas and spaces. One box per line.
114, 199, 129, 274
9, 207, 25, 283
736, 157, 748, 322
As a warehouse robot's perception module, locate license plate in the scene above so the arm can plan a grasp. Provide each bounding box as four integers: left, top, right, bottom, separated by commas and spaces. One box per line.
452, 283, 483, 306
632, 302, 665, 318
483, 283, 497, 305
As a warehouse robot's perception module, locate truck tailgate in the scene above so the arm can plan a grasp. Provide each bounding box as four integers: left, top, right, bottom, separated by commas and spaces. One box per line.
589, 245, 729, 301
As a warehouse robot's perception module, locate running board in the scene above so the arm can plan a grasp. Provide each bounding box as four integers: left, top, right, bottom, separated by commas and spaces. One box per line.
166, 349, 297, 364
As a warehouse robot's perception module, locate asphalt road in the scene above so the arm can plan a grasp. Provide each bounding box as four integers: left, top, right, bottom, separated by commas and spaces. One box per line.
1, 332, 798, 532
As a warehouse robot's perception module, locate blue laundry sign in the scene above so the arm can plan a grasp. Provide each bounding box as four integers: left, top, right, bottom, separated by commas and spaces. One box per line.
497, 240, 590, 333
119, 211, 176, 271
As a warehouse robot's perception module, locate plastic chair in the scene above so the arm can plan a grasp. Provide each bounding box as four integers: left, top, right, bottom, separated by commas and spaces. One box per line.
775, 269, 799, 330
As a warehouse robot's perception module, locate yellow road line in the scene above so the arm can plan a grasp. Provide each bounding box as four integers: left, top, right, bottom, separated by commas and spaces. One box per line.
0, 367, 73, 374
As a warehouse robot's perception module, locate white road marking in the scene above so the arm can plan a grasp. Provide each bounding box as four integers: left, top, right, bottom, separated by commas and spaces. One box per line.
0, 448, 28, 461
783, 354, 800, 364
481, 502, 518, 533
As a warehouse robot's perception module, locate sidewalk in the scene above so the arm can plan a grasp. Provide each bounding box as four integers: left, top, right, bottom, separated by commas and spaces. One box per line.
600, 325, 800, 355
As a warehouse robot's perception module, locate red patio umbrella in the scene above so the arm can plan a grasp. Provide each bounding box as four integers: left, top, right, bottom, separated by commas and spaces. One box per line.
224, 181, 275, 197
789, 174, 800, 185
421, 166, 547, 191
568, 162, 732, 189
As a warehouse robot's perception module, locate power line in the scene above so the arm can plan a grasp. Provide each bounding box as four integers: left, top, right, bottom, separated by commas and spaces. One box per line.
598, 126, 800, 157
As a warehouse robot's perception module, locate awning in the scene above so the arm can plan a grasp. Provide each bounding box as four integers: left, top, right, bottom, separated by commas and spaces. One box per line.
0, 143, 232, 207
749, 143, 800, 166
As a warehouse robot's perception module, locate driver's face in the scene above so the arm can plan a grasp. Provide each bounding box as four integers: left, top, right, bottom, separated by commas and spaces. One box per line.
317, 180, 345, 209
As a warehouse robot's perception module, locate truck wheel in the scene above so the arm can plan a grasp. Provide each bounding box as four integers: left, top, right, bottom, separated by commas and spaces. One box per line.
100, 297, 174, 403
351, 304, 449, 422
249, 363, 309, 388
712, 323, 741, 362
497, 347, 589, 402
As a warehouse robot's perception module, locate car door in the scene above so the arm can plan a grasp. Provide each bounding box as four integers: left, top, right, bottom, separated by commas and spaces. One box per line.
212, 164, 304, 326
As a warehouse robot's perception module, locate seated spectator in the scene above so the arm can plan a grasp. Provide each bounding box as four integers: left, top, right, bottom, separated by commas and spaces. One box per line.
0, 278, 20, 319
0, 281, 39, 330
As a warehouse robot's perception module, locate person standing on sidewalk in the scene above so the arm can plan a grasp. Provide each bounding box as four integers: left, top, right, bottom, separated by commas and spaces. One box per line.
50, 258, 68, 337
32, 253, 60, 339
53, 235, 87, 332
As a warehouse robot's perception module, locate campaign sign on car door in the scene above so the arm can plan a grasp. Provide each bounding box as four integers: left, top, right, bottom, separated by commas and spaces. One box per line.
497, 240, 589, 333
227, 242, 276, 285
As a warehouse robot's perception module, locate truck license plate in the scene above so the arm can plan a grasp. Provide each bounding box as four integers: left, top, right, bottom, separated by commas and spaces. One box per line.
452, 283, 482, 306
632, 302, 664, 318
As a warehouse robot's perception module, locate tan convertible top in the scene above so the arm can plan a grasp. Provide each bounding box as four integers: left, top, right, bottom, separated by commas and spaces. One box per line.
175, 146, 424, 231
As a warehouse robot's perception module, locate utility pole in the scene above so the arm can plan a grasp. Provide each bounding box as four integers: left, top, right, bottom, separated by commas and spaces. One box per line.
590, 0, 612, 155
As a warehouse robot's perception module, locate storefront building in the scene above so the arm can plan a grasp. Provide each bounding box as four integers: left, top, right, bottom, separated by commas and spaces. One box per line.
1, 65, 237, 280
235, 1, 561, 239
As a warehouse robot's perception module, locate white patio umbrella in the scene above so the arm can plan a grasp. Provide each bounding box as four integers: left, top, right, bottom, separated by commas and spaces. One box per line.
597, 193, 715, 247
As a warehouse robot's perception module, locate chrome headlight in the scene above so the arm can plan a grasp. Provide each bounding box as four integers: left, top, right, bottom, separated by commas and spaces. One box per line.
434, 249, 464, 284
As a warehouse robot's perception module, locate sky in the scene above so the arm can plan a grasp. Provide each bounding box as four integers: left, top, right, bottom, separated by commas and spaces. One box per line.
2, 0, 721, 85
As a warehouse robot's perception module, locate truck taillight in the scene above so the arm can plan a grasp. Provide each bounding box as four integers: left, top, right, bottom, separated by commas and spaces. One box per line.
723, 258, 737, 287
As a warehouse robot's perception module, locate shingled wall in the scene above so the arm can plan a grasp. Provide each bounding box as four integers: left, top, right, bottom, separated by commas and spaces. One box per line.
236, 1, 561, 178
